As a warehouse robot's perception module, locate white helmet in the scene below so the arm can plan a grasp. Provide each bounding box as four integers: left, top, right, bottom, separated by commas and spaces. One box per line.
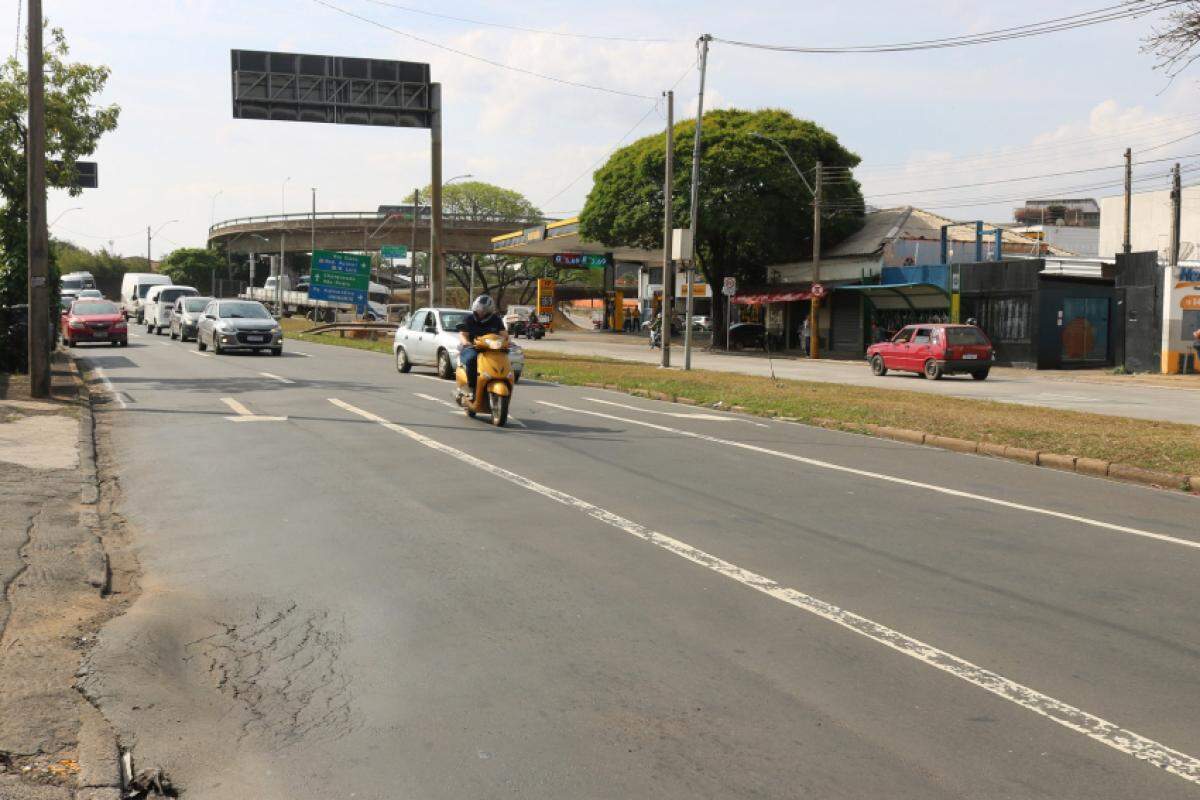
471, 294, 495, 317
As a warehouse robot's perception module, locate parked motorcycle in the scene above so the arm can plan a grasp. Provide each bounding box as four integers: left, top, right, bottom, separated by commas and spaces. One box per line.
525, 320, 545, 340
454, 333, 516, 427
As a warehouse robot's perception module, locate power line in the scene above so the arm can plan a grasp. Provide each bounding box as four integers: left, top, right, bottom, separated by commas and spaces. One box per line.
360, 0, 683, 43
712, 1, 1182, 54
311, 0, 658, 100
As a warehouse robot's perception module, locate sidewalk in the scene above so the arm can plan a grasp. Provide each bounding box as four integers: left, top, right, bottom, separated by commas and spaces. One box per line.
0, 359, 125, 800
528, 330, 1200, 426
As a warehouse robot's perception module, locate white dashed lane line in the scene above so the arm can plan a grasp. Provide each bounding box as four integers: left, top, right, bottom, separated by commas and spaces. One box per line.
259, 372, 295, 384
327, 396, 1200, 788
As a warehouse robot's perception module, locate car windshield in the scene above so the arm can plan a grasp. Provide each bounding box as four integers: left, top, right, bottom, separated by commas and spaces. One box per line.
73, 301, 118, 315
183, 298, 209, 312
137, 284, 164, 298
61, 278, 84, 291
158, 288, 194, 304
441, 311, 469, 330
218, 301, 271, 319
947, 327, 989, 345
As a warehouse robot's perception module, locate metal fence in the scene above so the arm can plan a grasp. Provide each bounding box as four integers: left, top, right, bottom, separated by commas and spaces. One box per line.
208, 211, 549, 236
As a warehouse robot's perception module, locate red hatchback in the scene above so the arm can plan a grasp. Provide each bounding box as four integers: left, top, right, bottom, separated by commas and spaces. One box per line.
866, 323, 993, 380
62, 299, 128, 347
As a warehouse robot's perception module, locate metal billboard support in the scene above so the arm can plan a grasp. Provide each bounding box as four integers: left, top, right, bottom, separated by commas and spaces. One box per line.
430, 83, 443, 305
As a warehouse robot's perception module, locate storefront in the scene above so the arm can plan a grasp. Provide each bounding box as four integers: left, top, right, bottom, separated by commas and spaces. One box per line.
832, 283, 951, 356
730, 287, 813, 348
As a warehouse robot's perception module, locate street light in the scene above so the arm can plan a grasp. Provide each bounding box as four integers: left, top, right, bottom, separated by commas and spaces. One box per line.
750, 131, 822, 358
210, 189, 223, 228
48, 207, 82, 228
146, 219, 180, 268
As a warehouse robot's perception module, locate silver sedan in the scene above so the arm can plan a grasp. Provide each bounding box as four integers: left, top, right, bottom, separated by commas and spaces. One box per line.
196, 299, 283, 356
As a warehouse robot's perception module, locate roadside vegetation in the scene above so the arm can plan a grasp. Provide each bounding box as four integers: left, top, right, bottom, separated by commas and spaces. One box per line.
522, 352, 1200, 476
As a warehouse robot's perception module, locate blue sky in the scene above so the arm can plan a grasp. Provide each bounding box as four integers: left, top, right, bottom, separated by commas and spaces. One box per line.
15, 0, 1200, 257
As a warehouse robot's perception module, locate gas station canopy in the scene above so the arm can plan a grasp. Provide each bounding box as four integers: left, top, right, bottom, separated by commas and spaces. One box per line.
491, 217, 662, 264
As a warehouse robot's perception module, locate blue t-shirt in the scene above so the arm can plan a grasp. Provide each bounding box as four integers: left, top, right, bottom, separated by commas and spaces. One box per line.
457, 312, 505, 341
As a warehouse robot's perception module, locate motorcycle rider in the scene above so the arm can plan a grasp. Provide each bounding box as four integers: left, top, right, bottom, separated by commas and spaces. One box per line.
457, 295, 506, 400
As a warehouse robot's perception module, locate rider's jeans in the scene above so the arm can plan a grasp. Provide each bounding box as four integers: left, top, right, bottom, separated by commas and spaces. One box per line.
460, 346, 479, 390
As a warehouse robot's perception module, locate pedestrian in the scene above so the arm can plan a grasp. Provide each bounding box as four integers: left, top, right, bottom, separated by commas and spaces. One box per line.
800, 315, 812, 356
1193, 326, 1200, 367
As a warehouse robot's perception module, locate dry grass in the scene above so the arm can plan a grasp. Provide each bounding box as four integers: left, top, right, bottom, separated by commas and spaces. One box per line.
280, 317, 392, 354
523, 351, 1200, 476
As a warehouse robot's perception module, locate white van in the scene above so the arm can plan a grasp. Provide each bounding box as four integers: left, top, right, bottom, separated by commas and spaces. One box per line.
120, 273, 172, 322
60, 271, 97, 302
144, 285, 198, 334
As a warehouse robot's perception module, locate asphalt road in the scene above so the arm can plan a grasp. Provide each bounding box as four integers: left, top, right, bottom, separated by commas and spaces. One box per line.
73, 328, 1200, 799
533, 330, 1200, 426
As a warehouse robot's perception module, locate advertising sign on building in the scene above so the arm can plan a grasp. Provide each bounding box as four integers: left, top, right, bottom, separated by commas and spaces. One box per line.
309, 250, 371, 310
1161, 265, 1200, 373
552, 253, 609, 269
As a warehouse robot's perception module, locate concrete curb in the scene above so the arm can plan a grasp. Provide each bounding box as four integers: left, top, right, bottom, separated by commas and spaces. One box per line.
580, 378, 1197, 495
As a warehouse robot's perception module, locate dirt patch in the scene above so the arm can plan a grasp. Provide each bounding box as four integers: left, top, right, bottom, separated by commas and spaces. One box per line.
0, 414, 79, 470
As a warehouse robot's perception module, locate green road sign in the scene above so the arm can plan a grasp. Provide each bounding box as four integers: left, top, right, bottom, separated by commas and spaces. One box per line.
381, 245, 408, 259
310, 250, 371, 307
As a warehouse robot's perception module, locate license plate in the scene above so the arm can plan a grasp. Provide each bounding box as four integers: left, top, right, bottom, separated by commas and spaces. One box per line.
963, 353, 978, 360
92, 331, 108, 339
246, 335, 266, 343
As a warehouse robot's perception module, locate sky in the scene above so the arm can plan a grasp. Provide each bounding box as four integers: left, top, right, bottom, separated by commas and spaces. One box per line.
10, 0, 1200, 258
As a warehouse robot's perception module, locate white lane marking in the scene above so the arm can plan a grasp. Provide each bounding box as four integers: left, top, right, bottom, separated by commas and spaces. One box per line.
89, 365, 126, 409
220, 397, 287, 422
327, 396, 1200, 786
292, 351, 311, 357
158, 341, 172, 346
587, 397, 736, 421
412, 374, 444, 382
538, 401, 1200, 552
187, 350, 211, 358
259, 372, 295, 384
413, 391, 527, 427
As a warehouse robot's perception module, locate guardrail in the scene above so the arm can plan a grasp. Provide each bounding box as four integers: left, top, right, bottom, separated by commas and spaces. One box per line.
301, 321, 400, 337
209, 211, 550, 235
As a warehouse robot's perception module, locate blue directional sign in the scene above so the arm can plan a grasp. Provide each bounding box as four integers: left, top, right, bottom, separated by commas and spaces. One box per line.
309, 250, 371, 310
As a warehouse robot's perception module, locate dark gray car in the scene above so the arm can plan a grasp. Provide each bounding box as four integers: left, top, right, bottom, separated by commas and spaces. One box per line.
168, 295, 213, 342
196, 299, 282, 356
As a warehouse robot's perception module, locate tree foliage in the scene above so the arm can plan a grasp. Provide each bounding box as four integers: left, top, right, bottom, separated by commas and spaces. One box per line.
1142, 3, 1200, 76
580, 108, 864, 339
0, 25, 120, 307
159, 247, 223, 290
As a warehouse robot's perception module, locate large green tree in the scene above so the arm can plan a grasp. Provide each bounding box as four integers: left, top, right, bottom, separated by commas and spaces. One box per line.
159, 247, 223, 291
419, 180, 549, 304
0, 26, 120, 307
580, 108, 864, 343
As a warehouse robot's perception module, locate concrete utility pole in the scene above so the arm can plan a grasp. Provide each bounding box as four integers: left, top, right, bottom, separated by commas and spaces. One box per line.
310, 187, 316, 258
279, 177, 289, 316
409, 188, 419, 313
810, 161, 822, 359
1122, 147, 1132, 255
687, 33, 710, 356
26, 0, 49, 396
145, 227, 151, 270
1169, 162, 1182, 267
661, 89, 674, 369
430, 83, 444, 305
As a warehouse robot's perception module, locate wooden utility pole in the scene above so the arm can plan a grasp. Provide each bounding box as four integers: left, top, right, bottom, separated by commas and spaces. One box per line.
1169, 162, 1182, 267
26, 0, 48, 396
661, 90, 674, 368
1122, 147, 1132, 255
810, 161, 822, 359
430, 83, 444, 305
409, 188, 419, 312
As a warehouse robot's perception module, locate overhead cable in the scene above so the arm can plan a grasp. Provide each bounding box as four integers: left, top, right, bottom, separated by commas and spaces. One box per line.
311, 0, 658, 100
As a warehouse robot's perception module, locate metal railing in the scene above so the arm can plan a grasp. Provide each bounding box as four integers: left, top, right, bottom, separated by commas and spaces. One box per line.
209, 211, 550, 236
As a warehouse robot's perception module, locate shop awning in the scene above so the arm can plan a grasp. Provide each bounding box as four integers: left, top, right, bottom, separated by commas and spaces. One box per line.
834, 282, 949, 310
732, 289, 811, 305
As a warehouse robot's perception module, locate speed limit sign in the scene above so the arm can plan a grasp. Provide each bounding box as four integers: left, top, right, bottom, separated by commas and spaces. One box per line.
811, 282, 827, 299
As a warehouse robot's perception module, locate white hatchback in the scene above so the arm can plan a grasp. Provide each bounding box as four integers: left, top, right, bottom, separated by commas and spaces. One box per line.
393, 307, 523, 381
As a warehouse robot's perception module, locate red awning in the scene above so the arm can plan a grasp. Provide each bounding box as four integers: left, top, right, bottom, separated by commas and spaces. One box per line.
731, 289, 811, 305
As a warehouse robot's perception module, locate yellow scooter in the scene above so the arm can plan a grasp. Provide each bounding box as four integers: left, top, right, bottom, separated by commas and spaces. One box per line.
455, 333, 515, 426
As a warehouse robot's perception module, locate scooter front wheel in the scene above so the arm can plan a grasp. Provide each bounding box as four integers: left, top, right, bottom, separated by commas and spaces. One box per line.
490, 392, 509, 427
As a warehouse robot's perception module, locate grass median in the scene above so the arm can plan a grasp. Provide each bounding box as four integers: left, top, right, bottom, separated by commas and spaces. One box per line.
281, 317, 392, 354
523, 351, 1200, 477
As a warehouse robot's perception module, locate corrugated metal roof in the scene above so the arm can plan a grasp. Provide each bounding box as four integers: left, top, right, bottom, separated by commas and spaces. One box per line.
824, 206, 1074, 259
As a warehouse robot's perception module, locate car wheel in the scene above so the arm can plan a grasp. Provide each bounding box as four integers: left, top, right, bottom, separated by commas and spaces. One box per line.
923, 358, 943, 380
111, 340, 120, 347
395, 347, 412, 373
169, 326, 177, 340
870, 355, 888, 376
971, 368, 990, 381
65, 338, 74, 347
513, 370, 521, 384
437, 349, 454, 380
146, 321, 153, 333
212, 332, 223, 355
271, 347, 282, 357
197, 333, 207, 352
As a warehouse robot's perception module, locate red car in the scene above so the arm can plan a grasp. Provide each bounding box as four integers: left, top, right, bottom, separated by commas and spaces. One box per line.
866, 323, 993, 380
62, 299, 128, 347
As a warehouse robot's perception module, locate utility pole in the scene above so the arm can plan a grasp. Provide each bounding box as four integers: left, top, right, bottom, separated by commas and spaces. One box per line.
1169, 162, 1182, 267
409, 188, 419, 312
468, 253, 476, 302
145, 227, 151, 270
310, 187, 316, 259
810, 161, 823, 359
1122, 147, 1132, 255
26, 0, 48, 396
430, 83, 444, 305
661, 90, 674, 368
687, 33, 710, 355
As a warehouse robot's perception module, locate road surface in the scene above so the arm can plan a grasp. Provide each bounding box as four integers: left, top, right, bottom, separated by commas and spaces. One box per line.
532, 331, 1200, 426
73, 329, 1200, 799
